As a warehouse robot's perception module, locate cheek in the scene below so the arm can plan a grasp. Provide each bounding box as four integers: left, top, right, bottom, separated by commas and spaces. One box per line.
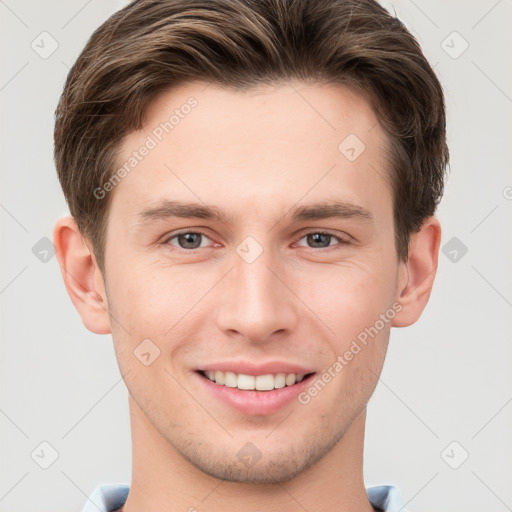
106, 261, 217, 371
107, 260, 201, 331
299, 259, 397, 342
296, 260, 394, 404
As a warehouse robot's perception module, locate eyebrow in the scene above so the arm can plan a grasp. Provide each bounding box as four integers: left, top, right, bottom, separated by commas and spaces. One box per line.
136, 199, 374, 226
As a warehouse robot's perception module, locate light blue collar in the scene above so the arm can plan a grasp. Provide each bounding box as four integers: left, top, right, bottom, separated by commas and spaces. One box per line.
82, 483, 407, 512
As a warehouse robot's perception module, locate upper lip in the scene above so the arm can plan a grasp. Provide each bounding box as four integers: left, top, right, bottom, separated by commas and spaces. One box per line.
198, 361, 315, 376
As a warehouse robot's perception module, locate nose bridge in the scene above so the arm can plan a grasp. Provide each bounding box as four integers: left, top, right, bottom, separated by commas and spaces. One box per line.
215, 243, 298, 342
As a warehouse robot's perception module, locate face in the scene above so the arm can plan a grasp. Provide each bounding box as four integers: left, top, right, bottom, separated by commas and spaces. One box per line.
101, 81, 405, 483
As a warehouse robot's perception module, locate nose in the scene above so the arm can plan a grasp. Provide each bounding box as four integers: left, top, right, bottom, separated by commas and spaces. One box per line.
215, 245, 299, 344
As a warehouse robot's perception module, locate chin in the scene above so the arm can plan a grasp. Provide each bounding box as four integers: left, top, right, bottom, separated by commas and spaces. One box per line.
171, 430, 344, 484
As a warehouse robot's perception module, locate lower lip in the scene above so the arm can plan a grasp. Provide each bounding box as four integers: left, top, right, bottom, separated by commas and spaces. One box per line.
195, 372, 315, 416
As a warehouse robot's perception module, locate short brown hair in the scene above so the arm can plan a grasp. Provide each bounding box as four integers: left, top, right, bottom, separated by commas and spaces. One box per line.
54, 0, 449, 271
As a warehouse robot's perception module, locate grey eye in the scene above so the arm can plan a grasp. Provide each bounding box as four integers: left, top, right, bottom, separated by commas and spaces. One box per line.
171, 232, 206, 249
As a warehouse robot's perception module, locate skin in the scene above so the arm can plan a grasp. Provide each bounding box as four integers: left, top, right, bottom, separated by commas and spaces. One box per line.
54, 81, 441, 512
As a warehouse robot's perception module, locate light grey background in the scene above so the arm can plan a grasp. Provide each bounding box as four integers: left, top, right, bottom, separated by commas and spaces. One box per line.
1, 1, 511, 511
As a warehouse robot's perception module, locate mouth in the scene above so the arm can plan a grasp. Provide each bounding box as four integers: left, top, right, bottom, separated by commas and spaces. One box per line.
197, 369, 316, 391
194, 362, 317, 415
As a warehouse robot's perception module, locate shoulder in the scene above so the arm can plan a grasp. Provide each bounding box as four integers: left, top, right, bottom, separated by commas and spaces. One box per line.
366, 485, 408, 512
81, 484, 130, 512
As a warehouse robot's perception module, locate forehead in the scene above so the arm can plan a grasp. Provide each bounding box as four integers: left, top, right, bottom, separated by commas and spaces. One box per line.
111, 80, 392, 228
142, 80, 385, 157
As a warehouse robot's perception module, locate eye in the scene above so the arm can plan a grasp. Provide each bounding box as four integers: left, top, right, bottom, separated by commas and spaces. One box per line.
163, 229, 349, 252
164, 231, 213, 250
296, 231, 349, 250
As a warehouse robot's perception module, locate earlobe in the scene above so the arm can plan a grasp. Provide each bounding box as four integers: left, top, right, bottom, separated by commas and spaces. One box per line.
53, 216, 111, 334
392, 217, 442, 328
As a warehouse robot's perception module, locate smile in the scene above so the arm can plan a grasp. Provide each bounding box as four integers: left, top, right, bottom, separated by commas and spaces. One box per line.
199, 370, 313, 391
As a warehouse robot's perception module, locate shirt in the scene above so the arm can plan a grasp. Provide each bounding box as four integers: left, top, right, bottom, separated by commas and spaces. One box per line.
81, 483, 408, 512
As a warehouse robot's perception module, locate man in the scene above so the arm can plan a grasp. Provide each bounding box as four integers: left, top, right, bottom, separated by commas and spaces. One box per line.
53, 0, 448, 511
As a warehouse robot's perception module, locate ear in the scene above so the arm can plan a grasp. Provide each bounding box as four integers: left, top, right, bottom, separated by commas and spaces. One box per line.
392, 216, 442, 328
53, 216, 111, 334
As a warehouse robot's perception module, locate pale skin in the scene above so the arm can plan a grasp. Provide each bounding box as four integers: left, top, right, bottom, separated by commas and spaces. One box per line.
54, 81, 441, 512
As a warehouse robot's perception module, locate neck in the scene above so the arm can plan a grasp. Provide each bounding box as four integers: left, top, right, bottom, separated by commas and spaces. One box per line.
120, 396, 376, 512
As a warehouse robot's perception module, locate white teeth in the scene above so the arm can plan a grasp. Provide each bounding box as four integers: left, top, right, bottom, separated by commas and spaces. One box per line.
255, 374, 274, 391
203, 370, 309, 390
285, 373, 296, 386
237, 374, 255, 390
274, 373, 286, 389
224, 372, 238, 388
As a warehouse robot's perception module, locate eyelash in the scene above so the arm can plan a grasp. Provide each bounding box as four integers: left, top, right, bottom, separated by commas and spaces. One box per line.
163, 229, 350, 252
